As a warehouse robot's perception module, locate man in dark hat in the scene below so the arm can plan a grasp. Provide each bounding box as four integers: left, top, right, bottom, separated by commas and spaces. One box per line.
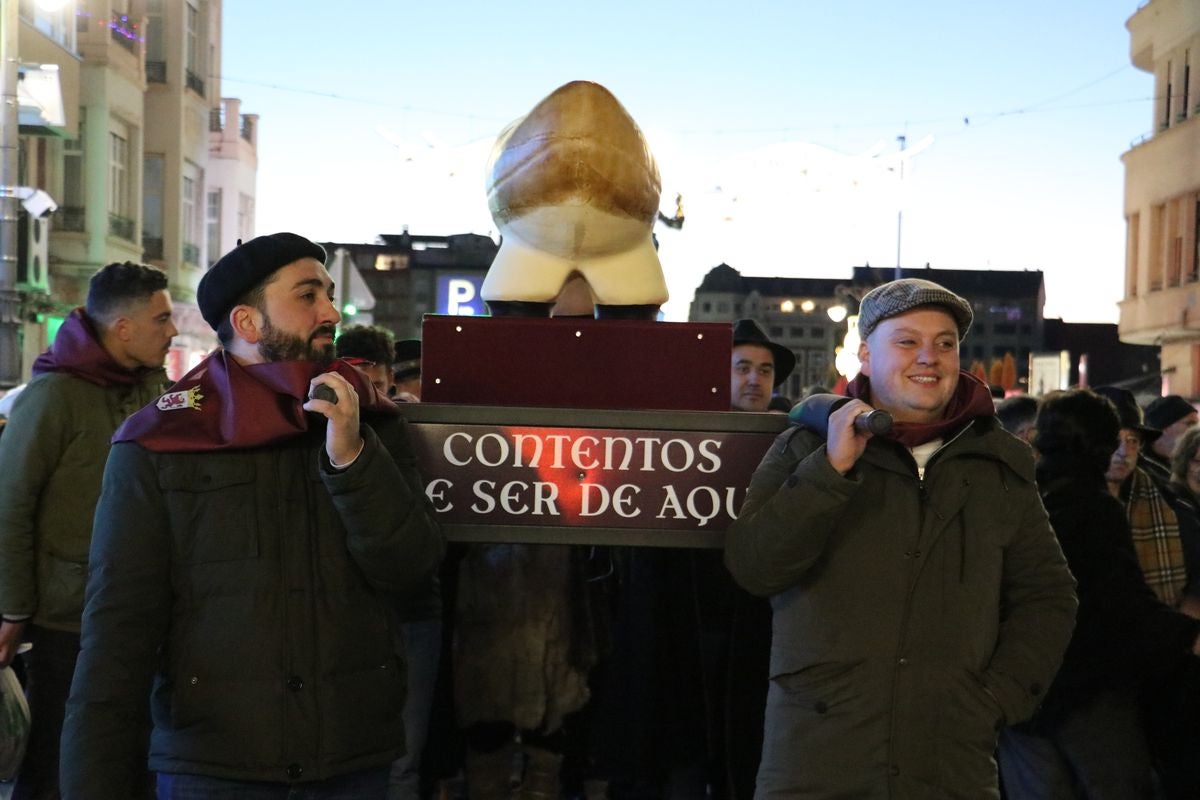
1094, 385, 1200, 797
0, 262, 175, 800
393, 339, 422, 403
62, 233, 444, 798
1095, 386, 1194, 608
730, 319, 796, 413
726, 278, 1075, 798
1143, 395, 1198, 485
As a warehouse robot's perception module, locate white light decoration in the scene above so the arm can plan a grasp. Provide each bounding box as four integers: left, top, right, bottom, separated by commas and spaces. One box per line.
834, 315, 862, 380
780, 300, 795, 313
800, 299, 815, 313
827, 304, 848, 323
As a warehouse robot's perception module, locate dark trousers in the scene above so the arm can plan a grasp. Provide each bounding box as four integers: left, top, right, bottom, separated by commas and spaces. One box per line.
13, 626, 78, 800
156, 767, 390, 799
1142, 658, 1200, 800
998, 689, 1154, 800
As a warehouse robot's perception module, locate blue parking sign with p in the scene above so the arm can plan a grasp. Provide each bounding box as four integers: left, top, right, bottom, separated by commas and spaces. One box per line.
437, 276, 485, 316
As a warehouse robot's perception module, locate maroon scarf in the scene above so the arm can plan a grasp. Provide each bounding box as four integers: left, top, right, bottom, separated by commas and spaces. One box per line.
32, 307, 154, 387
113, 351, 397, 453
846, 370, 996, 447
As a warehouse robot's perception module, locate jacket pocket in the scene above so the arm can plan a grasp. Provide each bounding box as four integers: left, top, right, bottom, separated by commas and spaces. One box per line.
35, 553, 87, 626
321, 657, 406, 758
940, 668, 1004, 753
773, 659, 864, 717
159, 459, 260, 563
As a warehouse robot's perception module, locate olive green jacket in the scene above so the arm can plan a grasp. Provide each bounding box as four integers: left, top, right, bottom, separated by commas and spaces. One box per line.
725, 418, 1077, 799
0, 368, 165, 632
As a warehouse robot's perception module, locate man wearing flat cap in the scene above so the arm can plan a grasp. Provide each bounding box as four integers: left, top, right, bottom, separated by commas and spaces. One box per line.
725, 278, 1076, 798
61, 233, 444, 798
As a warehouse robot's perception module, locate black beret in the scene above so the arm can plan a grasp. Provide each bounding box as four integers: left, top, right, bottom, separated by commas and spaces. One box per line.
197, 233, 327, 330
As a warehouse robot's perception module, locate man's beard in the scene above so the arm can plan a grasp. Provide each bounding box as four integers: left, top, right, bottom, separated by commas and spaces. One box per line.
257, 314, 336, 364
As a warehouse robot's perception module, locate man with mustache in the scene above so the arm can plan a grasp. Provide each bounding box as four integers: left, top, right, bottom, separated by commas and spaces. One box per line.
725, 278, 1076, 799
0, 262, 175, 800
60, 233, 443, 799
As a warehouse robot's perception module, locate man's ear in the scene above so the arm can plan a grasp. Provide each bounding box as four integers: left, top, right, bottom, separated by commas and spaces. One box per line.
111, 315, 133, 343
230, 305, 263, 344
857, 338, 871, 377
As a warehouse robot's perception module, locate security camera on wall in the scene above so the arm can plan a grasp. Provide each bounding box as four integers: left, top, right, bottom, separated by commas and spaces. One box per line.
19, 189, 57, 219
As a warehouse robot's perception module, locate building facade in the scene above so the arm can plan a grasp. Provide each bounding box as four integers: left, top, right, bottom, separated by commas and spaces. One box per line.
1119, 0, 1200, 396
11, 0, 252, 382
321, 230, 498, 340
689, 264, 848, 400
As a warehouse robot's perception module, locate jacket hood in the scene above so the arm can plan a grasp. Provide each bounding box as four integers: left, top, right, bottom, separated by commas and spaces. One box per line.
31, 308, 150, 387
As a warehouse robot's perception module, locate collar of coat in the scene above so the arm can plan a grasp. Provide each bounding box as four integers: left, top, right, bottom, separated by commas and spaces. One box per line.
856, 416, 1037, 484
112, 350, 398, 453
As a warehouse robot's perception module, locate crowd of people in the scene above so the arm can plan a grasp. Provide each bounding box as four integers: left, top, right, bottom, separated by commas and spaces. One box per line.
0, 244, 1198, 800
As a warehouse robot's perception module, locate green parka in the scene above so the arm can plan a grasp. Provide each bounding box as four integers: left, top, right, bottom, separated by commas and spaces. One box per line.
725, 417, 1076, 799
0, 368, 165, 631
60, 416, 444, 797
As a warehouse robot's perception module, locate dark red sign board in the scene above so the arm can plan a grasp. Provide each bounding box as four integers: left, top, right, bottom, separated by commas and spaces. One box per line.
420, 316, 732, 411
398, 404, 788, 548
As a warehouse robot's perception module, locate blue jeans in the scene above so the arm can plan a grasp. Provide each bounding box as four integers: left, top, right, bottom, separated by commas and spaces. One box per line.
387, 620, 443, 800
156, 767, 389, 799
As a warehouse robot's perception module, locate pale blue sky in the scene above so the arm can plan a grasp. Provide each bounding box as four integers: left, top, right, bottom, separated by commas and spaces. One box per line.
221, 1, 1152, 323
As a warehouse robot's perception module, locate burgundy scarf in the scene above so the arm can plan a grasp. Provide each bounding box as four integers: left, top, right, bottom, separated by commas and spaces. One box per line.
32, 308, 154, 387
113, 351, 397, 453
846, 370, 996, 447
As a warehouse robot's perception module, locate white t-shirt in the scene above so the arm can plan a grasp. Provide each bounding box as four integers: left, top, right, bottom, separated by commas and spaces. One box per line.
910, 439, 943, 480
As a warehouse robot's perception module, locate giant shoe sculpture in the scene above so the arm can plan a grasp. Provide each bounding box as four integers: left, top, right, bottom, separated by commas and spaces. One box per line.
482, 80, 668, 319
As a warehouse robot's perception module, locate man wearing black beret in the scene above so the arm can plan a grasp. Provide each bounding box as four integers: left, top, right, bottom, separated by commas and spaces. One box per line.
62, 233, 444, 798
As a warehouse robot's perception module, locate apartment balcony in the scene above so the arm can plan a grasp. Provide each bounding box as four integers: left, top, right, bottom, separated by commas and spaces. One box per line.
108, 214, 135, 241
110, 18, 137, 53
185, 70, 205, 97
182, 242, 200, 265
58, 207, 85, 233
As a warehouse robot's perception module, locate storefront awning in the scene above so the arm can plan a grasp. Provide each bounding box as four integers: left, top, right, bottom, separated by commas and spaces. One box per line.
18, 63, 66, 136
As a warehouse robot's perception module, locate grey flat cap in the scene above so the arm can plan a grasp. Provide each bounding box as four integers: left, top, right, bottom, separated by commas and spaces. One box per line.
857, 278, 973, 339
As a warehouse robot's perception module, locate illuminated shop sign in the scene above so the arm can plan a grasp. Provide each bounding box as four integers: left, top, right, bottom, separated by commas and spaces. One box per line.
436, 276, 486, 316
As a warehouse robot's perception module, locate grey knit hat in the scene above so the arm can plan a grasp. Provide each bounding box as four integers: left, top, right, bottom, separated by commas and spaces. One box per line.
857, 278, 973, 339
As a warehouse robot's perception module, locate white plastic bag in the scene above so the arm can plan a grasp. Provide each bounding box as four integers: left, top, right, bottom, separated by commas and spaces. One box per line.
0, 665, 30, 782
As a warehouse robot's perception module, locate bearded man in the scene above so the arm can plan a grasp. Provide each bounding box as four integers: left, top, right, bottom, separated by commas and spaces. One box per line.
61, 233, 443, 799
